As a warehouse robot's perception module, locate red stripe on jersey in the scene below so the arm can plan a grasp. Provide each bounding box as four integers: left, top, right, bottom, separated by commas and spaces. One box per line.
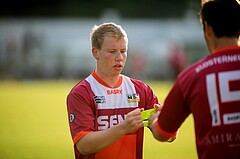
73, 130, 91, 144
156, 120, 178, 139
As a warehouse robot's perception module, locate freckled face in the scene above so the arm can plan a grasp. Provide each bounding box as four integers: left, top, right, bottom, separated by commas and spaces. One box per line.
95, 36, 127, 77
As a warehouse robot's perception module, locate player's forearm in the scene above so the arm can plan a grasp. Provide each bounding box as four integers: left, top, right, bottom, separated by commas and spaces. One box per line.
77, 108, 143, 155
149, 118, 164, 141
76, 123, 126, 155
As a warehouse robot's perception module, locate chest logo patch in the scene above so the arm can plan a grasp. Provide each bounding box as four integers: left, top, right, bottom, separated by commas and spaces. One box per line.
69, 113, 76, 123
94, 96, 106, 104
127, 93, 140, 102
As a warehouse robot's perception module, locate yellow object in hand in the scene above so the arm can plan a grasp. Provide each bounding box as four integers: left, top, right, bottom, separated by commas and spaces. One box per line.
141, 108, 157, 127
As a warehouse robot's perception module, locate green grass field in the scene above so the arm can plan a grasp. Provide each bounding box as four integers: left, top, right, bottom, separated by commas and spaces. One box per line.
0, 80, 198, 159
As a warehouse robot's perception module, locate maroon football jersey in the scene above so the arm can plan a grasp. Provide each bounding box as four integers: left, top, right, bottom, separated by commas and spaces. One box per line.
157, 46, 240, 159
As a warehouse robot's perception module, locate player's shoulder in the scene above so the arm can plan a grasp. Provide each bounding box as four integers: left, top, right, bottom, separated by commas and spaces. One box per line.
69, 78, 90, 94
179, 62, 199, 77
122, 74, 151, 89
175, 57, 206, 86
178, 48, 240, 79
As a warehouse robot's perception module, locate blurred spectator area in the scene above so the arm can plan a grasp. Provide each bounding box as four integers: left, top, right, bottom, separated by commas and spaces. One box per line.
0, 13, 208, 80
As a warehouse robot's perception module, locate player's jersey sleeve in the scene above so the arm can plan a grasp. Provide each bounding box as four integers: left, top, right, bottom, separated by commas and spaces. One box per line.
66, 80, 96, 144
131, 79, 159, 110
157, 80, 190, 137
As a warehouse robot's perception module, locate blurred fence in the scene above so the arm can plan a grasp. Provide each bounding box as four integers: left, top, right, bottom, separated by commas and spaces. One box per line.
0, 13, 208, 80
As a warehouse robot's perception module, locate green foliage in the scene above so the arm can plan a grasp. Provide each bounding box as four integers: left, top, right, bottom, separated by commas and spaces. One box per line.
0, 80, 197, 159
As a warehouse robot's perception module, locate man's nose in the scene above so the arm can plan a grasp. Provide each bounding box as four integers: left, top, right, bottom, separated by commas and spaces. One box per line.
115, 52, 123, 61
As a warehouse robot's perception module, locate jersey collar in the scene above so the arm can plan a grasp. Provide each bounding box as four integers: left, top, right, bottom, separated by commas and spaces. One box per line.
212, 45, 240, 54
91, 70, 123, 88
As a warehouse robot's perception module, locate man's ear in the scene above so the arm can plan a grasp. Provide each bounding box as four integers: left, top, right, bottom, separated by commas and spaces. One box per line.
92, 47, 99, 60
204, 21, 213, 37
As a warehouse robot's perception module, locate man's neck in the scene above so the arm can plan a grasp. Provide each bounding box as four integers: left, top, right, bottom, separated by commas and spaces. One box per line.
212, 37, 239, 53
94, 70, 120, 88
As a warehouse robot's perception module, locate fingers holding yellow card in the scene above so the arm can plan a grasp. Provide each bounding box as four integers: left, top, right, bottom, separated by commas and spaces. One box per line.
141, 108, 157, 127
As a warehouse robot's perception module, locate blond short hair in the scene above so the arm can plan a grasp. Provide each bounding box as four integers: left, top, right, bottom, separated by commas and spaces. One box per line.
90, 22, 128, 49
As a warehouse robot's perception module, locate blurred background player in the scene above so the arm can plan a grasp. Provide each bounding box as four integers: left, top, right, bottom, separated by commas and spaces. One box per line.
66, 22, 159, 159
149, 0, 240, 159
167, 41, 188, 79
